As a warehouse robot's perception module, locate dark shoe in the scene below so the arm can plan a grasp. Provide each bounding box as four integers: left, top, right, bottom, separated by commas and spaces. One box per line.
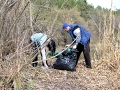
71, 68, 76, 72
86, 65, 92, 69
32, 62, 38, 67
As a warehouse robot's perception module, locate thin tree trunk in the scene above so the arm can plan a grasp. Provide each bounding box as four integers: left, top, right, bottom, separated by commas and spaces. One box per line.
29, 0, 34, 34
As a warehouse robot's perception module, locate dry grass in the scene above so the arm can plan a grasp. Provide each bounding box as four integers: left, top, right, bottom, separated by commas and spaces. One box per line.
0, 45, 120, 90
1, 59, 119, 90
0, 0, 120, 90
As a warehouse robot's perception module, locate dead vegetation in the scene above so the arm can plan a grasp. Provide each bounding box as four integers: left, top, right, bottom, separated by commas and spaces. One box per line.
0, 0, 120, 90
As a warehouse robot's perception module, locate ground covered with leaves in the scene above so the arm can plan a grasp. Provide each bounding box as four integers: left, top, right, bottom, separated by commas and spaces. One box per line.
21, 60, 120, 90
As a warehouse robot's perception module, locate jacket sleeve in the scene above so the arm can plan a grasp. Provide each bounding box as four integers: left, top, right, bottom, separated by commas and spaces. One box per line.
73, 28, 81, 46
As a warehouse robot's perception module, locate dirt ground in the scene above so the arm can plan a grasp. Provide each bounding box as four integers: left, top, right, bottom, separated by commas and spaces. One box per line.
21, 59, 120, 90
1, 47, 120, 90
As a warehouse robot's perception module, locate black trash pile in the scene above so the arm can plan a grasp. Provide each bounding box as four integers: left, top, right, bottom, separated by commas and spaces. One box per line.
53, 48, 78, 71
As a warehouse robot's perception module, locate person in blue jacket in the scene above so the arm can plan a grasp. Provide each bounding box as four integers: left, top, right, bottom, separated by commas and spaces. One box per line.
62, 23, 92, 68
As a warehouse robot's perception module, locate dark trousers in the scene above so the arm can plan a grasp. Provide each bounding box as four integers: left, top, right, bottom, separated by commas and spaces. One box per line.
32, 55, 38, 67
76, 40, 92, 68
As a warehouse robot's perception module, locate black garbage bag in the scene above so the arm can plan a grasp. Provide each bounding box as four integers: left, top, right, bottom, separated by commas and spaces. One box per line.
53, 48, 79, 71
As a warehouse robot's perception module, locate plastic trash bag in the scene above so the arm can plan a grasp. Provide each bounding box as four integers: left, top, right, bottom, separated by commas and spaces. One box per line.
53, 48, 79, 71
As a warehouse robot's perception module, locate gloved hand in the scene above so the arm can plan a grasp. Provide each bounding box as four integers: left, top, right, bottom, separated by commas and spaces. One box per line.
73, 45, 77, 49
65, 44, 71, 47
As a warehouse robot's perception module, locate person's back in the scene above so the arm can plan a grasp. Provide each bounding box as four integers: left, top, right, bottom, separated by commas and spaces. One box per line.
30, 33, 47, 45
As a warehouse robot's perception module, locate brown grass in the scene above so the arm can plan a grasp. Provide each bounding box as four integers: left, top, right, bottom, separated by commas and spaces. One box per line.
0, 0, 120, 90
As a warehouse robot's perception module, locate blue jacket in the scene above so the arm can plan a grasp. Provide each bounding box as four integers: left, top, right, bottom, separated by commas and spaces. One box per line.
68, 24, 91, 46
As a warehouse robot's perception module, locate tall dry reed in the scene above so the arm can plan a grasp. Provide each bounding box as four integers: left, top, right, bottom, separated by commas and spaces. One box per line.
94, 8, 120, 72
